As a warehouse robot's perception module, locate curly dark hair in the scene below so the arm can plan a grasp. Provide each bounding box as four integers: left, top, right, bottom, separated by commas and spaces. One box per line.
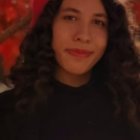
10, 0, 140, 128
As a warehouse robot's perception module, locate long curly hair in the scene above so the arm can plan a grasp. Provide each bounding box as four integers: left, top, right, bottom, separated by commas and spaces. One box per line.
10, 0, 140, 128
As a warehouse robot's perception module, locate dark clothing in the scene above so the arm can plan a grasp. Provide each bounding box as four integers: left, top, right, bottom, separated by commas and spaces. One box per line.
0, 80, 139, 140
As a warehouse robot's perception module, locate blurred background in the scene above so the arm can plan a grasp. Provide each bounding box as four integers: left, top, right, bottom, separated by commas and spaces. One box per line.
0, 0, 139, 76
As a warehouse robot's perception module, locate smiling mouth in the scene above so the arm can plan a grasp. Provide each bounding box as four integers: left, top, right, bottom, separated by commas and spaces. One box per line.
65, 48, 94, 58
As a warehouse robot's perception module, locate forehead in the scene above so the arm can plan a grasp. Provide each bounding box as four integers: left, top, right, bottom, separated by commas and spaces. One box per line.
60, 0, 106, 15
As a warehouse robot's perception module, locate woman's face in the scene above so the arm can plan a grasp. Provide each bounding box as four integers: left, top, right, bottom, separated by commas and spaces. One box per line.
52, 0, 108, 85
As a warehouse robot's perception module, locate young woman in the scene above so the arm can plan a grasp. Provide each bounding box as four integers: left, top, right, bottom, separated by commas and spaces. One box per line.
0, 0, 140, 139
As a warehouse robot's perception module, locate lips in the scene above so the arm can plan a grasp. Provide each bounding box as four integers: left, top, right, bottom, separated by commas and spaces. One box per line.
65, 48, 93, 58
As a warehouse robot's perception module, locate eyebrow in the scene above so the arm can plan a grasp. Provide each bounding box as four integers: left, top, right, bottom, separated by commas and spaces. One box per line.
60, 7, 107, 19
94, 13, 107, 19
61, 7, 81, 14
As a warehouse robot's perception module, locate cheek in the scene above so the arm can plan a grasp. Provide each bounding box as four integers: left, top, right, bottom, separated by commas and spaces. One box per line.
97, 46, 107, 59
53, 21, 76, 43
52, 29, 66, 59
92, 26, 108, 38
92, 33, 108, 58
92, 29, 108, 49
52, 27, 69, 48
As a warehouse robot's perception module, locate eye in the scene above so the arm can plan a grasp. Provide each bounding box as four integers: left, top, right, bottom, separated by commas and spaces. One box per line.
93, 19, 107, 28
63, 15, 77, 21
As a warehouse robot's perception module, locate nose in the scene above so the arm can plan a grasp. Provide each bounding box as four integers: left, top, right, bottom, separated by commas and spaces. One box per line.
74, 23, 91, 44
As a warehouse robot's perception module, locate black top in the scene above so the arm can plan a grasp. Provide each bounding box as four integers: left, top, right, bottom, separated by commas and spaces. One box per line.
0, 80, 139, 140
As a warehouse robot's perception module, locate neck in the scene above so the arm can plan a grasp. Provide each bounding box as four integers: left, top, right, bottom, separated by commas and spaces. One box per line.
55, 69, 91, 88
